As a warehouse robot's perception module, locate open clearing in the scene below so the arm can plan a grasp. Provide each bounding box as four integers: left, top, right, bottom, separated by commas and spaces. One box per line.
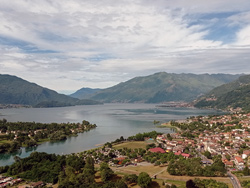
113, 141, 148, 150
112, 163, 233, 188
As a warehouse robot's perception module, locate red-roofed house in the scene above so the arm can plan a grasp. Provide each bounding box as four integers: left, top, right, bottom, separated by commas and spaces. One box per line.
181, 153, 191, 158
242, 150, 250, 159
234, 156, 244, 167
149, 147, 165, 153
224, 161, 234, 167
174, 151, 182, 155
224, 124, 234, 127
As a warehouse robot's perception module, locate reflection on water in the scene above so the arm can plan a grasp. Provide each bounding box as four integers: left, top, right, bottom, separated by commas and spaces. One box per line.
25, 146, 37, 153
0, 103, 224, 166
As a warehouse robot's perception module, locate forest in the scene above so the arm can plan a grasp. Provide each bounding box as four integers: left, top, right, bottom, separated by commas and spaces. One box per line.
0, 119, 96, 154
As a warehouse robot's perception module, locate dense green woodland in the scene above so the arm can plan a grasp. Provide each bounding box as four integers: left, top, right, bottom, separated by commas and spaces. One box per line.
0, 119, 96, 153
0, 152, 151, 188
89, 72, 240, 103
195, 74, 250, 111
186, 179, 228, 188
0, 151, 227, 188
167, 155, 226, 177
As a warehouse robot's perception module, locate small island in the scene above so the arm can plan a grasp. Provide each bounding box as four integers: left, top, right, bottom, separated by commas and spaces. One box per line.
0, 119, 97, 154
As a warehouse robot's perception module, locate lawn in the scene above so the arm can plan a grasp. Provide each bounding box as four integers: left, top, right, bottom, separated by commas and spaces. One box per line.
238, 176, 250, 181
113, 163, 233, 188
113, 141, 148, 150
238, 175, 250, 187
114, 164, 166, 176
0, 139, 12, 144
159, 170, 233, 188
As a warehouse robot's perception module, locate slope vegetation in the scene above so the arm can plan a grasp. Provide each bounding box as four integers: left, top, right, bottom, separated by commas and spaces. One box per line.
0, 74, 101, 107
195, 74, 250, 110
89, 72, 240, 103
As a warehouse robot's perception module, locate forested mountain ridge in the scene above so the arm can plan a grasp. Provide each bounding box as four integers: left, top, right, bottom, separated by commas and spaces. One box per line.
70, 87, 101, 99
194, 74, 250, 110
0, 74, 101, 107
89, 72, 240, 103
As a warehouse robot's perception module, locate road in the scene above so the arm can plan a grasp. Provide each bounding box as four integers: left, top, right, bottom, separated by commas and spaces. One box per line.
228, 171, 242, 188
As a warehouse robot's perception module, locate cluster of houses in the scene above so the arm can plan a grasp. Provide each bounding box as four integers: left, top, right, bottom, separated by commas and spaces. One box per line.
0, 175, 45, 188
83, 112, 250, 171
155, 113, 250, 170
0, 176, 22, 188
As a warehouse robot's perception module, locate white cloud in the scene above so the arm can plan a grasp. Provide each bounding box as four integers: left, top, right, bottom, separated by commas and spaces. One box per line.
0, 0, 250, 93
234, 25, 250, 46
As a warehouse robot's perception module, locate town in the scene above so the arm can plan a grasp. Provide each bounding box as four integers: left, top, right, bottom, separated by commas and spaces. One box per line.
2, 112, 250, 187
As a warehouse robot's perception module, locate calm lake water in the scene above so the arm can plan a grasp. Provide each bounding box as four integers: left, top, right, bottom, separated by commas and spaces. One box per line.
0, 103, 224, 166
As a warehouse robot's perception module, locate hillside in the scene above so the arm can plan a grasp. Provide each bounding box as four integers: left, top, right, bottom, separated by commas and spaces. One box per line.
0, 74, 101, 107
70, 88, 101, 99
89, 72, 240, 103
194, 74, 250, 110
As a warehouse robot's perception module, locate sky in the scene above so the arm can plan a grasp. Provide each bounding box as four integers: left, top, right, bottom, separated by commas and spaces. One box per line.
0, 0, 250, 94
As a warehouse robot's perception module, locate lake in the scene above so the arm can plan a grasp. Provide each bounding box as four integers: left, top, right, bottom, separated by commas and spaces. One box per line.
0, 103, 224, 166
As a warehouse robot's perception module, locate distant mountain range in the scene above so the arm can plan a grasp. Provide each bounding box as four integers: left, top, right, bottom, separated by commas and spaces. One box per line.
0, 74, 101, 107
1, 73, 244, 108
70, 88, 101, 99
72, 72, 240, 103
194, 74, 250, 111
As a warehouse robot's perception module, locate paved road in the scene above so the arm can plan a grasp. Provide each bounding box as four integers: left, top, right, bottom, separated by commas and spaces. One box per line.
228, 172, 242, 188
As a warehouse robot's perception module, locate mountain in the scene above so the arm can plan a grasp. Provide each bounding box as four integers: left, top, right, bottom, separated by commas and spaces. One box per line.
70, 88, 101, 99
89, 72, 240, 103
194, 74, 250, 111
0, 74, 101, 107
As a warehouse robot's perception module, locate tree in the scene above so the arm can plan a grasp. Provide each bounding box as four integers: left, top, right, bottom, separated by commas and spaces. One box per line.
186, 180, 198, 188
100, 162, 114, 182
225, 154, 231, 161
243, 166, 250, 176
116, 180, 128, 188
100, 168, 114, 182
105, 142, 112, 148
85, 156, 94, 174
203, 151, 212, 159
138, 172, 152, 188
167, 133, 172, 141
123, 174, 138, 184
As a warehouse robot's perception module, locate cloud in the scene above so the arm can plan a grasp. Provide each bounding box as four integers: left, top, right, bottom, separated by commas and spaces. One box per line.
234, 25, 250, 46
0, 0, 250, 93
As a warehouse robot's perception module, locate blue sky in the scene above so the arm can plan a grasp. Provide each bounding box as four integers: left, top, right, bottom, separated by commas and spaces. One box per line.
0, 0, 250, 94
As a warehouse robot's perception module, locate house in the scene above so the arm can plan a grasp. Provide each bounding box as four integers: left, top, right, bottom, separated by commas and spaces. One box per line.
234, 156, 244, 167
30, 181, 44, 188
242, 150, 250, 159
115, 157, 126, 165
224, 161, 234, 167
202, 159, 212, 165
181, 153, 191, 158
149, 147, 165, 153
174, 151, 182, 156
134, 157, 143, 163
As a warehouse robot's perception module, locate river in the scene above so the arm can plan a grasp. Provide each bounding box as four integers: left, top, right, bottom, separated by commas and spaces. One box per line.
0, 103, 224, 166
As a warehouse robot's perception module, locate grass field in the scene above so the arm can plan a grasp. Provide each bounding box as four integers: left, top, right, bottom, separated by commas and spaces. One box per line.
158, 122, 179, 131
238, 176, 250, 181
113, 141, 148, 150
0, 139, 12, 144
238, 175, 250, 187
112, 163, 233, 188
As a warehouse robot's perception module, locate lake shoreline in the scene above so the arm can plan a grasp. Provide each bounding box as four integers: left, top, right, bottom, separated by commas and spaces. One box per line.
0, 103, 225, 166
